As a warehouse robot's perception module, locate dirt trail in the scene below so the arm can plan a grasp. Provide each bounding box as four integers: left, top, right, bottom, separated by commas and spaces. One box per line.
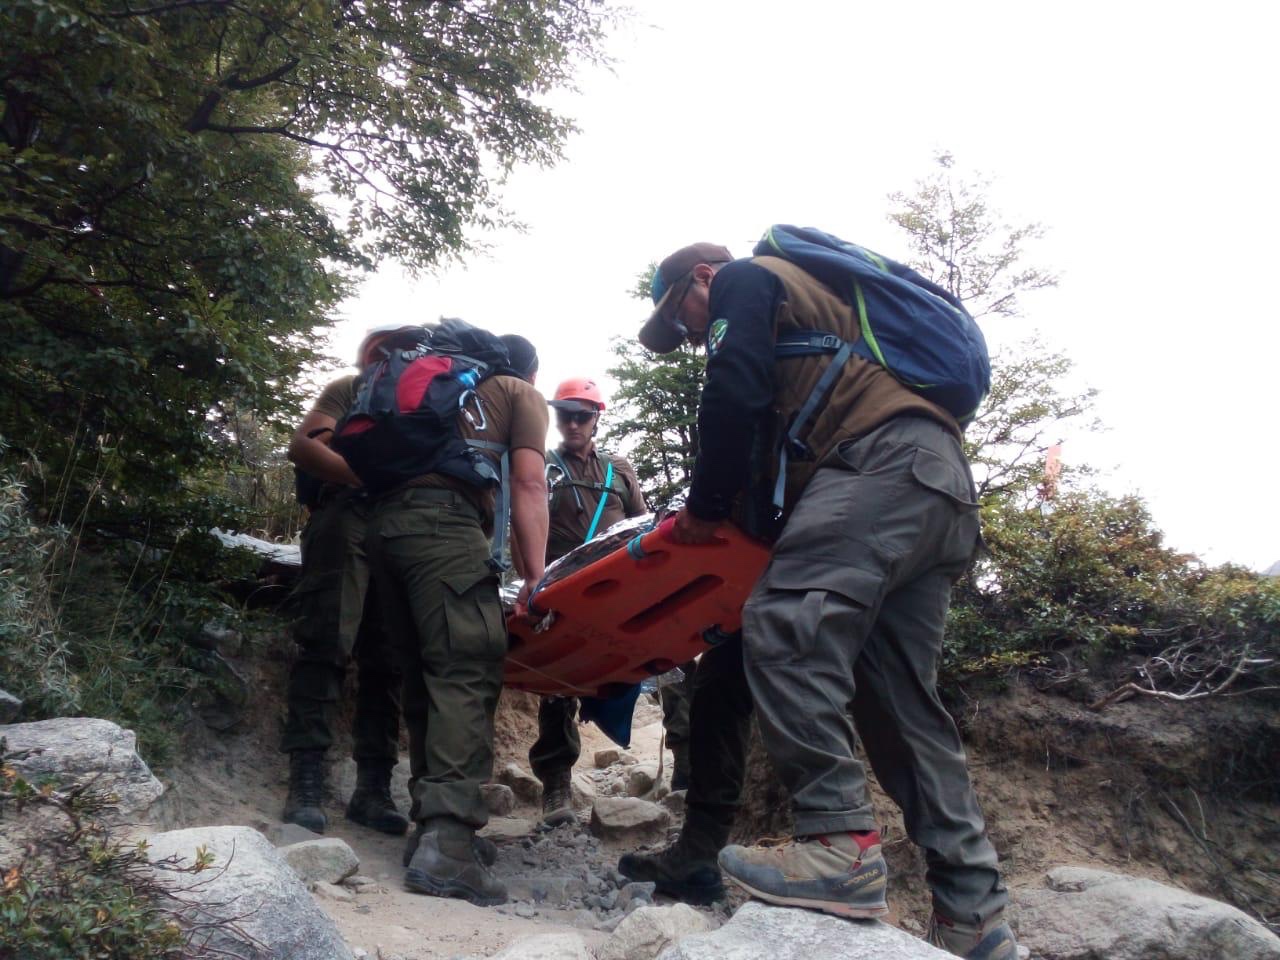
158, 690, 709, 960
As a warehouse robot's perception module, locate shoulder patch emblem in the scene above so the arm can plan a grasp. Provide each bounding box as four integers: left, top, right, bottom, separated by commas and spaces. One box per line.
708, 317, 729, 354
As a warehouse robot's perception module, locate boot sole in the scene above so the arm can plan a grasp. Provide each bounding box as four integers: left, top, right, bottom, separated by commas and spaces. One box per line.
723, 873, 888, 920
404, 868, 506, 907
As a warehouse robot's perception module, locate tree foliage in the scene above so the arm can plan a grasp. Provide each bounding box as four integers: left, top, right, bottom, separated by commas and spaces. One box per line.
887, 154, 1094, 504
602, 264, 705, 508
1, 0, 610, 535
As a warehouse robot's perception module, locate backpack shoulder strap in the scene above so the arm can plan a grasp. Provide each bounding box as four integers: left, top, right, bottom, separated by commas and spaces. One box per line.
467, 439, 511, 573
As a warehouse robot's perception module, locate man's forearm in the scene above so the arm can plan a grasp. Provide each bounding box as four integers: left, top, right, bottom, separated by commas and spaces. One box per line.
510, 480, 549, 582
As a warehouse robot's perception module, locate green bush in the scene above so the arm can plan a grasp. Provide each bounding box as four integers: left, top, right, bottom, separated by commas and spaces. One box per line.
945, 489, 1280, 698
0, 458, 264, 766
0, 747, 242, 959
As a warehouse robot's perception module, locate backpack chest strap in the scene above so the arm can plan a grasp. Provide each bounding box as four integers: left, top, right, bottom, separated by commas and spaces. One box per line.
773, 329, 855, 511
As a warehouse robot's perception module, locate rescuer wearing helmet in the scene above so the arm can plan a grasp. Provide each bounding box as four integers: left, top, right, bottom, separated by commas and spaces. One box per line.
528, 377, 661, 825
279, 323, 423, 838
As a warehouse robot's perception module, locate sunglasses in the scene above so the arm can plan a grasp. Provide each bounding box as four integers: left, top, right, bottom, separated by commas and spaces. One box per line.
556, 409, 597, 426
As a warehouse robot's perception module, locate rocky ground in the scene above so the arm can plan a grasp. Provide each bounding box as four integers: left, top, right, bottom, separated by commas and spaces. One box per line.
156, 688, 736, 959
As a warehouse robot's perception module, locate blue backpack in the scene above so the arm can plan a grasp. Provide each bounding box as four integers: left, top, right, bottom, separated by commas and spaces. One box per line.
755, 224, 990, 424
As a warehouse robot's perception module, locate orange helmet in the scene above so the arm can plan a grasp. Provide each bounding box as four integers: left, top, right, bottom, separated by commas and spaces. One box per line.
550, 377, 606, 412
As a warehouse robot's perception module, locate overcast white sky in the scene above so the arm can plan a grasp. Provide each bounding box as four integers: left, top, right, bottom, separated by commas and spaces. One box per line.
324, 0, 1279, 571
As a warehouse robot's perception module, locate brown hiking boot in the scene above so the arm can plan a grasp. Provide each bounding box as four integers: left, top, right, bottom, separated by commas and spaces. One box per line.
404, 817, 507, 906
718, 831, 888, 919
540, 768, 577, 827
618, 831, 725, 905
927, 911, 1019, 959
282, 748, 327, 834
345, 761, 409, 836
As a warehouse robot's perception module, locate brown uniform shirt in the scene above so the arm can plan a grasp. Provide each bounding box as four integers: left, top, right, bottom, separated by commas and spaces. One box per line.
546, 444, 646, 561
312, 374, 356, 422
409, 374, 548, 531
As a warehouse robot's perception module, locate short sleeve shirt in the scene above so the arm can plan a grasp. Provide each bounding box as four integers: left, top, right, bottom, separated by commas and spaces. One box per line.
411, 375, 549, 529
311, 375, 357, 422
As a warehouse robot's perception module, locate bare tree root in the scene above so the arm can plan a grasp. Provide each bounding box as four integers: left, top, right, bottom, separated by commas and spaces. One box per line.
1089, 635, 1277, 711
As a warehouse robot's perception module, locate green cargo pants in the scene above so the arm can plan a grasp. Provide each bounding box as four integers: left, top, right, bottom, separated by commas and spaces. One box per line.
741, 415, 1008, 924
280, 491, 401, 764
367, 487, 506, 830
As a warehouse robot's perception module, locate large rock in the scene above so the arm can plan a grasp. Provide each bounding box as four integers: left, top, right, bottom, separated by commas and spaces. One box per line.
491, 932, 591, 959
279, 836, 360, 885
498, 762, 543, 805
145, 825, 354, 960
0, 717, 164, 820
482, 782, 517, 816
598, 903, 716, 960
626, 764, 659, 798
589, 797, 670, 841
658, 901, 952, 960
1016, 866, 1280, 960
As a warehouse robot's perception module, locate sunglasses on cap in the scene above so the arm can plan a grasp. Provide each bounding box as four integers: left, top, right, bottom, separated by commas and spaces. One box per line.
556, 409, 597, 426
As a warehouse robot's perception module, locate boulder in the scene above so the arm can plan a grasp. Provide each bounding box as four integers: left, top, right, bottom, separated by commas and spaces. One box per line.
479, 816, 537, 841
571, 771, 597, 806
659, 901, 952, 960
0, 689, 22, 723
145, 825, 354, 960
1015, 866, 1280, 960
616, 881, 656, 911
491, 933, 591, 959
595, 748, 622, 768
498, 762, 543, 804
589, 798, 670, 841
264, 822, 323, 847
482, 782, 517, 816
0, 717, 164, 821
597, 903, 716, 960
626, 764, 659, 797
280, 836, 360, 885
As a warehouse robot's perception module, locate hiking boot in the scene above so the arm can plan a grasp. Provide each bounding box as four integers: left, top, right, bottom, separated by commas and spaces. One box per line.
404, 817, 507, 906
618, 834, 725, 905
718, 831, 888, 919
670, 743, 690, 792
403, 823, 497, 868
345, 761, 409, 836
540, 768, 577, 827
927, 912, 1019, 960
282, 748, 327, 834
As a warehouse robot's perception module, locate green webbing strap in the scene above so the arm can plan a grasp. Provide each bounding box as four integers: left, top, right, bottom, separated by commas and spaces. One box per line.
467, 439, 510, 572
583, 460, 614, 543
772, 339, 854, 511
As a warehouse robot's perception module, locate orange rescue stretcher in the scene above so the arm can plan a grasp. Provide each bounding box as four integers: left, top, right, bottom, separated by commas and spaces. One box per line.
503, 518, 771, 698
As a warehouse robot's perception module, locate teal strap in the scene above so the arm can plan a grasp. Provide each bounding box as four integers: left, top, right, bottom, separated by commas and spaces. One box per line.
583, 460, 613, 543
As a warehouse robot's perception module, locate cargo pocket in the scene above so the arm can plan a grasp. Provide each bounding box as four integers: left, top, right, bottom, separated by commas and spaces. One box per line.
746, 555, 883, 663
441, 569, 506, 662
909, 447, 979, 512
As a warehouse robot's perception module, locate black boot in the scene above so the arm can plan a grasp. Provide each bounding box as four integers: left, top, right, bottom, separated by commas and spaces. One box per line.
283, 748, 327, 834
405, 817, 508, 906
346, 760, 409, 836
618, 816, 727, 905
403, 823, 497, 868
670, 743, 691, 792
540, 768, 577, 827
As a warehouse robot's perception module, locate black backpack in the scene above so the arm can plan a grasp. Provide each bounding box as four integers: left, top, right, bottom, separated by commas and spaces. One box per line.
332, 320, 512, 496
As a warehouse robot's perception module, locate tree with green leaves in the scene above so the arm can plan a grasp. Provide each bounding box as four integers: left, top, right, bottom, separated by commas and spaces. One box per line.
888, 153, 1095, 504
602, 265, 704, 508
1, 0, 611, 536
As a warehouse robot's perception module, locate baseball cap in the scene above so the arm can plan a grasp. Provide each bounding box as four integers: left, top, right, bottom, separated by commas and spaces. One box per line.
638, 242, 733, 353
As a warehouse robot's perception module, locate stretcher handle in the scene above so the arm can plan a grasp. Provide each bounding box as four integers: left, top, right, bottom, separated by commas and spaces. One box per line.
626, 517, 727, 559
